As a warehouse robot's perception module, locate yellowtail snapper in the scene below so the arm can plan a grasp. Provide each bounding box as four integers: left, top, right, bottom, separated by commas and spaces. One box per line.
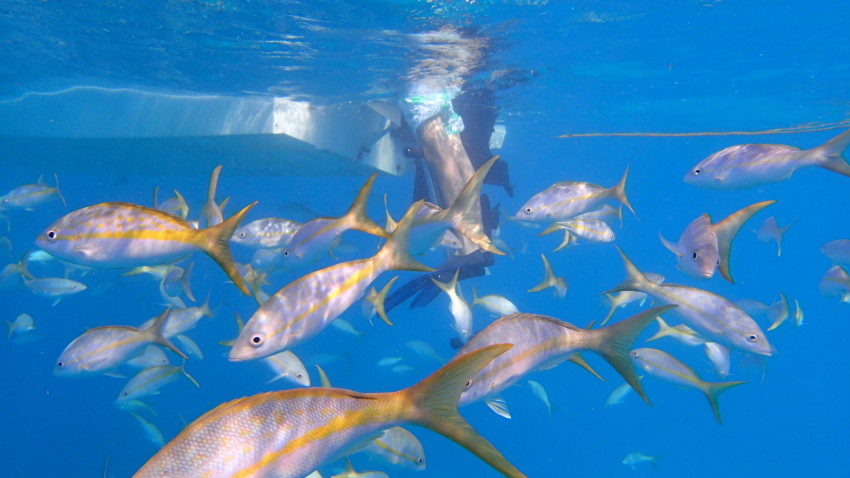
685, 128, 850, 189
36, 201, 257, 295
133, 344, 526, 478
631, 347, 745, 424
230, 201, 433, 362
658, 200, 774, 283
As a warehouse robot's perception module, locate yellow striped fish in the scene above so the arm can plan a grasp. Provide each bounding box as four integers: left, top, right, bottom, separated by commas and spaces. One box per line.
133, 344, 525, 478
36, 201, 256, 295
229, 201, 431, 362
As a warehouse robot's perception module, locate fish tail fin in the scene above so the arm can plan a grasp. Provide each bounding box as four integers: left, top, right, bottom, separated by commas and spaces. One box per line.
341, 173, 390, 239
383, 193, 397, 234
611, 165, 637, 219
200, 290, 214, 318
599, 294, 618, 326
552, 230, 571, 252
714, 200, 775, 284
766, 292, 789, 331
180, 262, 196, 303
431, 269, 460, 293
588, 305, 677, 406
145, 308, 187, 360
606, 246, 653, 295
378, 201, 434, 273
774, 218, 797, 257
179, 360, 201, 388
368, 276, 398, 326
444, 156, 505, 255
527, 254, 564, 293
53, 173, 67, 207
700, 380, 746, 425
197, 201, 258, 295
645, 317, 674, 342
402, 343, 525, 478
813, 129, 850, 177
173, 189, 189, 219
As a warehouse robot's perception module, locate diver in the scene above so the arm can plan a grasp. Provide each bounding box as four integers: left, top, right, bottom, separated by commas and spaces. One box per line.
384, 27, 522, 321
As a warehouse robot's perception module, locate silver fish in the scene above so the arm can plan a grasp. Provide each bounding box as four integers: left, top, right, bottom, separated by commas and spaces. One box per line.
132, 344, 525, 478
820, 239, 850, 266
514, 166, 635, 222
24, 277, 87, 306
610, 247, 772, 356
0, 173, 66, 210
457, 306, 674, 411
54, 309, 185, 377
285, 174, 389, 265
363, 426, 426, 470
658, 200, 773, 283
756, 216, 795, 256
685, 129, 850, 189
117, 364, 199, 402
432, 269, 473, 343
229, 202, 432, 361
622, 451, 661, 470
233, 217, 302, 249
631, 347, 745, 424
36, 201, 256, 295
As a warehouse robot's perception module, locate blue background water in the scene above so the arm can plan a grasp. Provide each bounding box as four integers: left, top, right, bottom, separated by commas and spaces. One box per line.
1, 1, 849, 477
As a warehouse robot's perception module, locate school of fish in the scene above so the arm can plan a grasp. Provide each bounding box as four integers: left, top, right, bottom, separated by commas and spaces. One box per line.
2, 127, 849, 477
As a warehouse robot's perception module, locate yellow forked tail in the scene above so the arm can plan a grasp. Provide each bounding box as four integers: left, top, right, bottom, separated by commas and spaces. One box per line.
197, 201, 258, 295
402, 343, 526, 478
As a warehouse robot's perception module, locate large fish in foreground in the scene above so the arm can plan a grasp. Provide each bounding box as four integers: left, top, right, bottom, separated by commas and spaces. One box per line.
685, 129, 850, 189
133, 344, 526, 478
609, 247, 772, 356
659, 200, 774, 283
456, 305, 676, 417
35, 201, 257, 295
229, 201, 432, 362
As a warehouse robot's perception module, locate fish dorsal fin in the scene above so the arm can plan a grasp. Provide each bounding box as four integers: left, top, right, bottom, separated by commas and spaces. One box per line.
658, 233, 682, 257
714, 200, 775, 284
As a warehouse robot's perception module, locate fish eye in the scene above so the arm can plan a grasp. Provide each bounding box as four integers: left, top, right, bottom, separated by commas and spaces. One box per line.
463, 379, 473, 390
46, 230, 57, 240
692, 252, 698, 260
296, 373, 303, 379
524, 207, 532, 215
56, 361, 64, 368
250, 335, 264, 347
631, 351, 639, 358
694, 168, 701, 175
238, 232, 246, 238
283, 250, 290, 257
747, 334, 757, 342
716, 258, 721, 266
417, 458, 424, 464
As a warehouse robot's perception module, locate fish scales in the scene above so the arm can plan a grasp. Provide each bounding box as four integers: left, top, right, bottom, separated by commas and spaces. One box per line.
43, 203, 194, 264
134, 389, 405, 478
245, 258, 382, 355
458, 313, 584, 405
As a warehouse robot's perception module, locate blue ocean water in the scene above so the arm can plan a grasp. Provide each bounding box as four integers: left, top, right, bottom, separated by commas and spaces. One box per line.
1, 1, 849, 477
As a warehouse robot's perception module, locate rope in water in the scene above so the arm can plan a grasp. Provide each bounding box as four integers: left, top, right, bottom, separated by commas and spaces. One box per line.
558, 118, 850, 138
